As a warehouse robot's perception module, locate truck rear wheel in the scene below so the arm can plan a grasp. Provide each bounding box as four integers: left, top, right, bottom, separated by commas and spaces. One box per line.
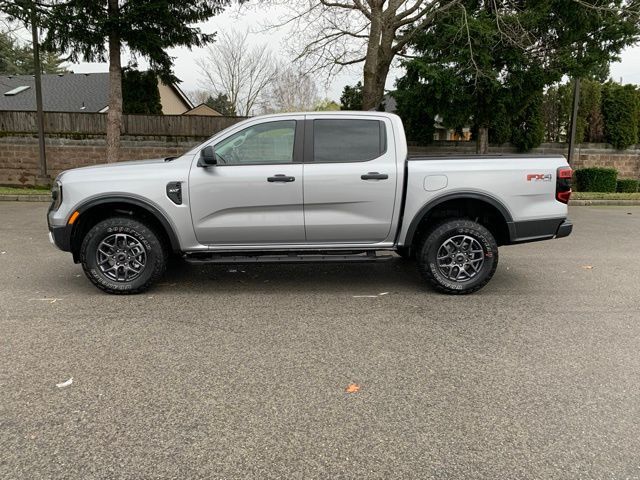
80, 217, 167, 294
417, 219, 498, 295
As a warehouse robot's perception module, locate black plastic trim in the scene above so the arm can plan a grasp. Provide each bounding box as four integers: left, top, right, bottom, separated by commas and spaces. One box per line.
556, 219, 573, 238
50, 224, 73, 252
72, 195, 181, 252
510, 218, 569, 243
403, 192, 514, 247
166, 182, 182, 205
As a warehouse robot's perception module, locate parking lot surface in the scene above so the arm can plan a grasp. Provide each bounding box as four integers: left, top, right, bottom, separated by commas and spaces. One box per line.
1, 202, 640, 479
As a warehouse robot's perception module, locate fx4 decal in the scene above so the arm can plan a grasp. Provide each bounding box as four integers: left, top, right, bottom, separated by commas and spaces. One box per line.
527, 173, 552, 182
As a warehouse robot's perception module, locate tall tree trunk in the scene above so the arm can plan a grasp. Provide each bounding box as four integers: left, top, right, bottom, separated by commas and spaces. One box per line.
106, 0, 122, 163
361, 4, 383, 110
362, 11, 395, 111
476, 126, 489, 154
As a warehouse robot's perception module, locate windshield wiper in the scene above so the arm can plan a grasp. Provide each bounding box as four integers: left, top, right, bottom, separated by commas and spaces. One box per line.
164, 156, 178, 162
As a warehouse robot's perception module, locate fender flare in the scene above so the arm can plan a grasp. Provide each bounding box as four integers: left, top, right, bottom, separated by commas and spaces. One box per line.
72, 195, 180, 252
403, 191, 515, 247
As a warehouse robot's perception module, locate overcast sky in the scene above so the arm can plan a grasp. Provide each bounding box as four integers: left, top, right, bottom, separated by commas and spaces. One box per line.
68, 3, 640, 102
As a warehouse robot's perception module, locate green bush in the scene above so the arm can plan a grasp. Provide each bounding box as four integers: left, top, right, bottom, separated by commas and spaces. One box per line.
575, 168, 618, 192
616, 178, 640, 193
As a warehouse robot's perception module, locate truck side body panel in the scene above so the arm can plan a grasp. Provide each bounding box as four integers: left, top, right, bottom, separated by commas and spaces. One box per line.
397, 156, 569, 246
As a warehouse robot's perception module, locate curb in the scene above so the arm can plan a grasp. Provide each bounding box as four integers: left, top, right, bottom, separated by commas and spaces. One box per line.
1, 194, 639, 207
0, 194, 51, 202
569, 199, 640, 206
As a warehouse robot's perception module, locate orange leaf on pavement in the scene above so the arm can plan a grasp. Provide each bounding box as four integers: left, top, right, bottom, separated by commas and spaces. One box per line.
345, 383, 361, 393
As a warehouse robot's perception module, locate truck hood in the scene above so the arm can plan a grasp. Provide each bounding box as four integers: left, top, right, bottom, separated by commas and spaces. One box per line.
57, 158, 168, 182
75, 158, 166, 170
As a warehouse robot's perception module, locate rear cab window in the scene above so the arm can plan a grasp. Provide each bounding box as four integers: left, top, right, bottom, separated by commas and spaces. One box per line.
312, 119, 386, 163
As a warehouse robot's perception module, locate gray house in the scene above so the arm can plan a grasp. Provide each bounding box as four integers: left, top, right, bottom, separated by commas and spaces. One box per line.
0, 72, 194, 114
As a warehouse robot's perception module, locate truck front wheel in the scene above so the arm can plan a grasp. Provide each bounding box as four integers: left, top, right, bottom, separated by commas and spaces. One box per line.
79, 216, 167, 294
417, 219, 498, 295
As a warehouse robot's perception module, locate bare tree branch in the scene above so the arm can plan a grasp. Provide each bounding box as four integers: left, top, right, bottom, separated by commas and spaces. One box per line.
197, 29, 278, 116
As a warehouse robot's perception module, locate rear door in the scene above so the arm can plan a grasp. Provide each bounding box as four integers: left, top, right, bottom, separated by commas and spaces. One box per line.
303, 116, 398, 243
189, 117, 305, 245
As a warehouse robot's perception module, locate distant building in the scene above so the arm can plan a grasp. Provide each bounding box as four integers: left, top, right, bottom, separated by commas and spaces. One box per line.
183, 103, 222, 116
0, 72, 193, 115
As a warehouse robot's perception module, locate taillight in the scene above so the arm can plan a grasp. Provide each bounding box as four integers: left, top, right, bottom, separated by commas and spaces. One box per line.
556, 167, 572, 204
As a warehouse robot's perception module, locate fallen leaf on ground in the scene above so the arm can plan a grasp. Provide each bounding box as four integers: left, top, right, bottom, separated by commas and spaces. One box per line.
582, 265, 594, 270
56, 378, 73, 388
345, 383, 361, 393
29, 298, 61, 304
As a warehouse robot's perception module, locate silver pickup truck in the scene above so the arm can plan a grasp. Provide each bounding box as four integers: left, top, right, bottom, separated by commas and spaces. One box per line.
48, 112, 572, 295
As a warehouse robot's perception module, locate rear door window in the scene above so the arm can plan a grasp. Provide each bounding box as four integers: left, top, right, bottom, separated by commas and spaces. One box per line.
312, 119, 385, 163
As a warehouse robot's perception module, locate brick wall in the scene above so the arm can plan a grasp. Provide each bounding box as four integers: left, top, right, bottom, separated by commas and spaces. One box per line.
0, 135, 203, 185
409, 141, 640, 179
1, 135, 638, 186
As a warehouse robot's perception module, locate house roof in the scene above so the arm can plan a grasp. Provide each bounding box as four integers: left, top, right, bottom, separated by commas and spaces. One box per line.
0, 73, 109, 112
183, 103, 221, 116
170, 82, 193, 110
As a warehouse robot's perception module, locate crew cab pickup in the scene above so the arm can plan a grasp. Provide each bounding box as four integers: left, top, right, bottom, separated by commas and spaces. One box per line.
48, 112, 572, 295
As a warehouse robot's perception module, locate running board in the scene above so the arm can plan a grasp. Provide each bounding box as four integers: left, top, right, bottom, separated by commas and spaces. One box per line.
184, 251, 393, 265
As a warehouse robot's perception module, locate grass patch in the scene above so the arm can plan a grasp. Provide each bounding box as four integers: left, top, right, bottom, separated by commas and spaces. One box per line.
0, 186, 51, 195
573, 191, 640, 200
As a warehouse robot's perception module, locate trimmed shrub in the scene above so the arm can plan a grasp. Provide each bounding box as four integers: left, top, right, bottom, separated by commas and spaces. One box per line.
617, 178, 640, 193
602, 83, 639, 150
575, 168, 618, 192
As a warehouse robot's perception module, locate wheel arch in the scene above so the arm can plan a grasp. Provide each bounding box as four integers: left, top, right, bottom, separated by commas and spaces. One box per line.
403, 192, 515, 248
69, 195, 180, 261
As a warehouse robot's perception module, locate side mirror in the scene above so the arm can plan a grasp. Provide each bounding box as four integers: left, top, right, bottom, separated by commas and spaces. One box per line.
198, 146, 217, 167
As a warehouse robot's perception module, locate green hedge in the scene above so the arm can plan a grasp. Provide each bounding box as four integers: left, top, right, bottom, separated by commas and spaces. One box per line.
617, 178, 640, 193
575, 168, 618, 192
602, 83, 639, 150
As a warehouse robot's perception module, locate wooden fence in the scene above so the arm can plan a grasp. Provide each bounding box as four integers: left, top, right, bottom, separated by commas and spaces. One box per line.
0, 110, 247, 137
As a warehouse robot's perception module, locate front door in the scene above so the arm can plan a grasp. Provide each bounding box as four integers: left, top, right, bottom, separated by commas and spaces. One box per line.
189, 118, 305, 245
303, 117, 398, 243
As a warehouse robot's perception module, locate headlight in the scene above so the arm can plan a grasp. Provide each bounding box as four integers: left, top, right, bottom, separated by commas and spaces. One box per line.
51, 181, 63, 211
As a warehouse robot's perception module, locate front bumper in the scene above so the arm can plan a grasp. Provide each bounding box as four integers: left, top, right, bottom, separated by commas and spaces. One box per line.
49, 224, 73, 252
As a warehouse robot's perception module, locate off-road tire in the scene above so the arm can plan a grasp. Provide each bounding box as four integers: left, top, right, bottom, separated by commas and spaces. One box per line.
417, 219, 498, 295
80, 217, 167, 294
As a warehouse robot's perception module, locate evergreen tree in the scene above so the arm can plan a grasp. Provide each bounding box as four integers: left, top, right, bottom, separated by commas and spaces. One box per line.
122, 69, 162, 115
205, 93, 236, 116
602, 82, 639, 150
394, 0, 640, 152
40, 0, 231, 162
340, 82, 363, 110
0, 29, 66, 74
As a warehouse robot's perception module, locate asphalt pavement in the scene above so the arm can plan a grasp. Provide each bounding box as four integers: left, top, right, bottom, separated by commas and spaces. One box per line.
1, 202, 639, 479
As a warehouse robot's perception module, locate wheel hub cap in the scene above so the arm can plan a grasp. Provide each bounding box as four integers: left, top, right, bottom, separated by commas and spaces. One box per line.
436, 235, 485, 283
96, 233, 147, 282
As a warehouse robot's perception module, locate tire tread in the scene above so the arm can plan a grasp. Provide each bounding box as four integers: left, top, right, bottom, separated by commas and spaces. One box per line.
417, 219, 498, 295
80, 216, 167, 295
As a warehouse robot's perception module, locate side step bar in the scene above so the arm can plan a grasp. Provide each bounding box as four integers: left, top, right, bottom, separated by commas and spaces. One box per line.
184, 251, 394, 265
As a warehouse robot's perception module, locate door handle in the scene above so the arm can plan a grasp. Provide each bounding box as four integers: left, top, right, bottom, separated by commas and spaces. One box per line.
361, 172, 388, 180
268, 174, 295, 183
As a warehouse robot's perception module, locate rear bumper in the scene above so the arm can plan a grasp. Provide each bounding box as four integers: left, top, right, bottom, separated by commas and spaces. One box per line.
509, 218, 572, 244
555, 219, 573, 239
